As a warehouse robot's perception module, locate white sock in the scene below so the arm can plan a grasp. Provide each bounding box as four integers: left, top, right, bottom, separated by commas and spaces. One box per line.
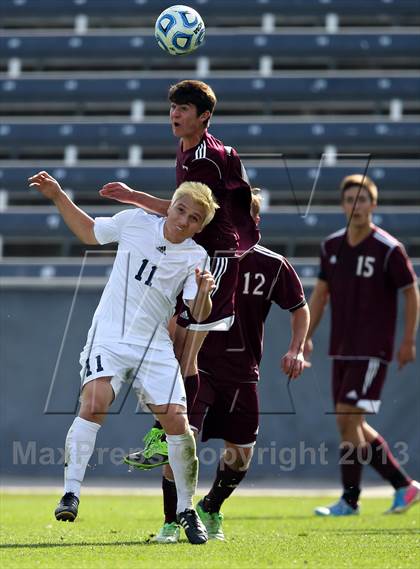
64, 416, 101, 498
166, 430, 198, 514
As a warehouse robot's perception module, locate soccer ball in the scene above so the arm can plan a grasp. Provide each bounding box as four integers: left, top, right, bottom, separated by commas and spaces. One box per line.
155, 5, 205, 56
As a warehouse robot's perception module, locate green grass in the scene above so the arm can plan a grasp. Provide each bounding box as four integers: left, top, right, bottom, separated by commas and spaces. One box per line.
0, 494, 419, 568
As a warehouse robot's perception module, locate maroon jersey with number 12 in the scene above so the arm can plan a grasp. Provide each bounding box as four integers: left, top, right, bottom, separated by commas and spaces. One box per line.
176, 129, 260, 256
319, 225, 416, 362
198, 244, 307, 382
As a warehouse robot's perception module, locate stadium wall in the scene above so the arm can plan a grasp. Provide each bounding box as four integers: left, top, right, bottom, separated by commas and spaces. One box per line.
1, 287, 418, 483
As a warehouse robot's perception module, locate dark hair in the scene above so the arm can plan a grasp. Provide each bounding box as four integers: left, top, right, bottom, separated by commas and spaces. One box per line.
168, 80, 217, 120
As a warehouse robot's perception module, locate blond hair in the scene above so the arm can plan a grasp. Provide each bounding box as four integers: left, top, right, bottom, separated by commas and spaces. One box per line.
340, 174, 378, 203
171, 181, 219, 227
250, 187, 262, 219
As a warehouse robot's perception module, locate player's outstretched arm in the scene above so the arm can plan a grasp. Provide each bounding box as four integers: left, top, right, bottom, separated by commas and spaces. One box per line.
397, 283, 419, 370
281, 304, 310, 380
303, 279, 329, 360
187, 268, 215, 322
99, 182, 170, 216
28, 171, 98, 245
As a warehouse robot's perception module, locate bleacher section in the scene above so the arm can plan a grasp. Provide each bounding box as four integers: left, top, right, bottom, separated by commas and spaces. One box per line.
3, 162, 419, 205
0, 0, 419, 267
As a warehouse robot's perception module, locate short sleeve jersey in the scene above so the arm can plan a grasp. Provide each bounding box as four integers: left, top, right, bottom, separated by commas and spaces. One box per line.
86, 208, 208, 348
198, 244, 306, 382
319, 225, 417, 362
176, 129, 260, 256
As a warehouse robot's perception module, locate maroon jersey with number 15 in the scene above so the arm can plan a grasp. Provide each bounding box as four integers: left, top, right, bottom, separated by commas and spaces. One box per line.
176, 129, 260, 256
319, 225, 416, 362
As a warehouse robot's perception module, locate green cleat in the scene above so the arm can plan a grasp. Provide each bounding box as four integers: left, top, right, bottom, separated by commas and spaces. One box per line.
154, 522, 180, 544
124, 427, 169, 470
197, 499, 225, 541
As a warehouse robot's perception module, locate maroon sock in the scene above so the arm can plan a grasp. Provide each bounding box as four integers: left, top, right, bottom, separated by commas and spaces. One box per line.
369, 435, 411, 490
203, 461, 248, 513
184, 373, 200, 410
162, 476, 177, 524
340, 446, 363, 508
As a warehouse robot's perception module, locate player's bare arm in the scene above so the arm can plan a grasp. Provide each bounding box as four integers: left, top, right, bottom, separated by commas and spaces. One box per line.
100, 182, 170, 216
303, 279, 330, 359
397, 283, 419, 369
28, 171, 98, 245
281, 303, 311, 380
187, 268, 215, 322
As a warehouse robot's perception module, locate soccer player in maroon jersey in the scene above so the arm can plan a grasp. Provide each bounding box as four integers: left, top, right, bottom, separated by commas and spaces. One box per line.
100, 80, 259, 460
304, 174, 420, 516
130, 191, 310, 542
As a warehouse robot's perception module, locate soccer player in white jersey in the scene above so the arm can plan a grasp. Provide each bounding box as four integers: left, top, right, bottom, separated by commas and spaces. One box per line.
28, 170, 219, 544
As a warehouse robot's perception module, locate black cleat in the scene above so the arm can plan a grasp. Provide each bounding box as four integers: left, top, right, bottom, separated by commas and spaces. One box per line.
55, 492, 79, 522
177, 508, 208, 544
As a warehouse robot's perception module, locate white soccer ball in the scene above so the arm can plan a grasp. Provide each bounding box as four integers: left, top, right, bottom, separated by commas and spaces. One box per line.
155, 5, 205, 56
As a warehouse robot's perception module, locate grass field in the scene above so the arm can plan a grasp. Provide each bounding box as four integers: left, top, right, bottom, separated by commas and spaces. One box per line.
0, 494, 419, 568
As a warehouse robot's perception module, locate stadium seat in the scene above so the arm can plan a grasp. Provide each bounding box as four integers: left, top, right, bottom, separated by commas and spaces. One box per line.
2, 163, 419, 205
1, 0, 419, 24
1, 209, 419, 239
1, 32, 419, 68
2, 120, 420, 158
1, 257, 418, 282
1, 75, 419, 109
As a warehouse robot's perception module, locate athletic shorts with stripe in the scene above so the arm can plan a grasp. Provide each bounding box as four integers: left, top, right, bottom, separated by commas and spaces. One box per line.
332, 358, 388, 414
188, 369, 259, 446
177, 255, 239, 332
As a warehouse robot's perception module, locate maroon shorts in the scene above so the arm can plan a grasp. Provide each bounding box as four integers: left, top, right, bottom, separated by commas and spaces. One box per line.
332, 358, 388, 414
188, 369, 259, 445
177, 255, 239, 331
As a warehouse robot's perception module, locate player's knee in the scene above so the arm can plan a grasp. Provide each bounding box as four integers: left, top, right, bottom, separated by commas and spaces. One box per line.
223, 444, 253, 471
79, 393, 111, 423
159, 405, 189, 435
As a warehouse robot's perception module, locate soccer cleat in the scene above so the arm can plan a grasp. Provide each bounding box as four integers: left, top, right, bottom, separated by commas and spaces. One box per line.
154, 522, 180, 543
124, 427, 169, 470
314, 498, 359, 517
385, 480, 420, 514
177, 508, 208, 544
54, 492, 79, 522
196, 499, 225, 540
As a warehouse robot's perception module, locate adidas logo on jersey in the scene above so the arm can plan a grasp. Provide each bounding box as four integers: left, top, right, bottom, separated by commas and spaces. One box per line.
179, 311, 189, 320
156, 246, 166, 254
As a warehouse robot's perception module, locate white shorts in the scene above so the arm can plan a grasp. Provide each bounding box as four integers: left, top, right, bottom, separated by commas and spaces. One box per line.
79, 341, 186, 410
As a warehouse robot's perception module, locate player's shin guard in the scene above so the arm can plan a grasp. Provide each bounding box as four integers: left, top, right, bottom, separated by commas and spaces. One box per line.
339, 445, 364, 508
203, 461, 248, 513
167, 430, 198, 514
64, 416, 100, 497
162, 476, 178, 524
369, 435, 412, 489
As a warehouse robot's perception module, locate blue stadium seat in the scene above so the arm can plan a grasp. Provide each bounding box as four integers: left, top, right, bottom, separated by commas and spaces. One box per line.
1, 32, 419, 63
1, 256, 418, 281
1, 209, 418, 239
1, 75, 419, 105
2, 164, 419, 202
1, 0, 418, 21
2, 120, 420, 155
